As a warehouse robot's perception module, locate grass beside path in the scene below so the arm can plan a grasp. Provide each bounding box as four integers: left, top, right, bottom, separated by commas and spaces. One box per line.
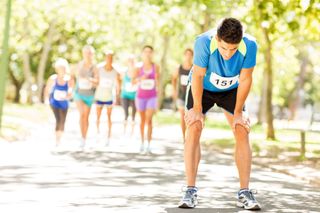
0, 102, 49, 142
155, 110, 320, 163
2, 104, 320, 164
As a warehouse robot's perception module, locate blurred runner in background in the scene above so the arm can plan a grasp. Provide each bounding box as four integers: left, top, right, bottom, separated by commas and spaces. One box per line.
172, 48, 193, 143
45, 58, 73, 147
133, 46, 159, 154
72, 45, 98, 149
95, 50, 121, 145
121, 54, 137, 137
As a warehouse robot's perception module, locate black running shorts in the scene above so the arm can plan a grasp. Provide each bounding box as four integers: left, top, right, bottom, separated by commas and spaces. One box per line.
185, 85, 245, 114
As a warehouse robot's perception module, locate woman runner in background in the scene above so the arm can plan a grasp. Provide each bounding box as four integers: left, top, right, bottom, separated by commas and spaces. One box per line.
45, 58, 73, 147
95, 50, 121, 145
133, 45, 159, 153
72, 45, 98, 148
121, 55, 137, 137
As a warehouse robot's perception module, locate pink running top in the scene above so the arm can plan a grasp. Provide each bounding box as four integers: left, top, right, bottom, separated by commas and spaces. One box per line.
137, 64, 157, 99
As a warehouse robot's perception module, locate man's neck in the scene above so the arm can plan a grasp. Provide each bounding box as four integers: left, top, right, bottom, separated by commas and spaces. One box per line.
182, 61, 192, 69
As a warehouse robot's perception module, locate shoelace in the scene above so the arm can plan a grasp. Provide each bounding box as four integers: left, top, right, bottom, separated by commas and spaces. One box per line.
240, 189, 257, 201
181, 186, 198, 192
181, 186, 198, 198
187, 189, 197, 195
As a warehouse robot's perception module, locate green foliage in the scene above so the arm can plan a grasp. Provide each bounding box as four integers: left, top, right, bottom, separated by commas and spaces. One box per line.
3, 0, 320, 111
233, 0, 320, 108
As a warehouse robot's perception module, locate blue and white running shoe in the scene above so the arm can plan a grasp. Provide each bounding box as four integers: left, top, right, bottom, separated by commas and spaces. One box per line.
178, 186, 198, 208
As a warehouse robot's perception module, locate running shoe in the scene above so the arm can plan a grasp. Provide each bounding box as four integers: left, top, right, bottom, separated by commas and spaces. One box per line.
178, 186, 198, 208
146, 144, 152, 154
140, 143, 144, 153
237, 189, 261, 210
79, 138, 86, 149
105, 138, 110, 146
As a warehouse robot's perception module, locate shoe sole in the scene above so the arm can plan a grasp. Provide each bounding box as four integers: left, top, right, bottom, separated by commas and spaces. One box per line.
178, 203, 195, 208
237, 201, 261, 210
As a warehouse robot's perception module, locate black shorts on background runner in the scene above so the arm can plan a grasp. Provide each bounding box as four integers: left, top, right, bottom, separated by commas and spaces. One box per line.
185, 85, 245, 114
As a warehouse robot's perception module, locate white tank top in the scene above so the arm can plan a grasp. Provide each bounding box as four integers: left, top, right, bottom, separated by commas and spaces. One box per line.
94, 64, 117, 102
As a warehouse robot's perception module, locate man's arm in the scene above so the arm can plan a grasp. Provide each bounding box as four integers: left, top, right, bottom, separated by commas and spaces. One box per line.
234, 67, 254, 115
184, 65, 206, 127
235, 37, 257, 115
185, 34, 210, 126
191, 65, 206, 113
232, 67, 254, 133
171, 66, 179, 101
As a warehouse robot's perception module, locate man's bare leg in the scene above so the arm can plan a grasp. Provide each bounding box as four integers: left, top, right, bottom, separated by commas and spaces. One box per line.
184, 120, 203, 187
223, 110, 251, 189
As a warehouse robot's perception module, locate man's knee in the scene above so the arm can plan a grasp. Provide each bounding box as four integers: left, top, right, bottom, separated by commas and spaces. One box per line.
234, 126, 250, 144
234, 123, 250, 135
233, 117, 250, 134
185, 121, 202, 145
187, 120, 203, 132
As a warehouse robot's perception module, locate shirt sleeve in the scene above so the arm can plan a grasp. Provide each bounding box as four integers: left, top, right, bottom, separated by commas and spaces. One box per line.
193, 36, 210, 69
242, 39, 258, 69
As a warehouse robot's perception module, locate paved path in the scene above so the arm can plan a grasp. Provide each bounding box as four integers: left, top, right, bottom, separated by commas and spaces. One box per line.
0, 106, 319, 212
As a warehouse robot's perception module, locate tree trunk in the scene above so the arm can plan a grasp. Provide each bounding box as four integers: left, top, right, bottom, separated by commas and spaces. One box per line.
8, 71, 23, 103
22, 52, 33, 103
257, 70, 268, 124
262, 27, 275, 140
36, 21, 56, 101
199, 8, 211, 33
288, 54, 308, 120
200, 11, 211, 32
0, 0, 12, 129
19, 14, 34, 104
159, 34, 170, 109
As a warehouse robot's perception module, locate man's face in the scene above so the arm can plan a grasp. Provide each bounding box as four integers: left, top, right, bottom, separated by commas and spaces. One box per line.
216, 36, 239, 60
184, 50, 193, 62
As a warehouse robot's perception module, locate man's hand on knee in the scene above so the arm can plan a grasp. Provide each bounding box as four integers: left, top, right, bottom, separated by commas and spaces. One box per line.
184, 108, 204, 128
232, 113, 250, 133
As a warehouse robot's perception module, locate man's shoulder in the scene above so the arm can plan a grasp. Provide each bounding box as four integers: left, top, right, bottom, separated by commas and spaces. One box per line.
243, 33, 257, 47
194, 29, 216, 51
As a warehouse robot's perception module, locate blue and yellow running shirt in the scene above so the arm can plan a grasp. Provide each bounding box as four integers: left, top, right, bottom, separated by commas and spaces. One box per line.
191, 29, 257, 92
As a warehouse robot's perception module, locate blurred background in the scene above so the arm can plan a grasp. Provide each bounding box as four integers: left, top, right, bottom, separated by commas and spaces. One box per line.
0, 0, 320, 159
0, 1, 320, 211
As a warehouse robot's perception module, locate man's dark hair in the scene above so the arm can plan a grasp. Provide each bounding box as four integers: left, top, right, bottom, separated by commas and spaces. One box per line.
217, 18, 243, 44
143, 45, 154, 51
184, 48, 194, 55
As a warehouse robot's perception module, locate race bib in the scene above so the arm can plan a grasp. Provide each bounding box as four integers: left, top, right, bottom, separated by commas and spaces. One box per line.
99, 78, 113, 88
140, 79, 155, 90
180, 75, 189, 86
78, 78, 92, 90
125, 82, 137, 92
53, 90, 67, 101
95, 87, 113, 102
209, 73, 239, 90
